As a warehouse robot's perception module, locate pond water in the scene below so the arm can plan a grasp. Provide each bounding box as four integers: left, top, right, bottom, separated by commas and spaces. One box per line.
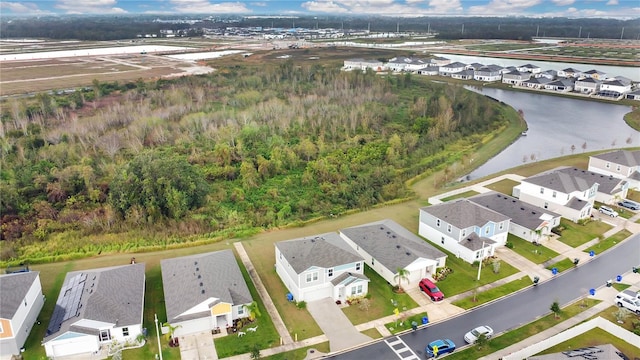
466, 87, 637, 180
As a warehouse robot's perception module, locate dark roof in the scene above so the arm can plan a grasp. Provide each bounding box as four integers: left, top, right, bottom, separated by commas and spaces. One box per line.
523, 167, 594, 193
161, 250, 252, 324
566, 197, 590, 211
548, 79, 575, 87
44, 264, 145, 342
460, 232, 496, 251
561, 67, 582, 73
592, 150, 640, 167
524, 77, 551, 85
330, 272, 369, 286
582, 69, 605, 75
0, 271, 39, 319
340, 219, 446, 271
556, 168, 625, 195
469, 192, 561, 231
504, 70, 527, 76
576, 78, 599, 84
442, 61, 467, 68
454, 69, 475, 76
420, 199, 510, 229
276, 232, 363, 273
519, 63, 540, 69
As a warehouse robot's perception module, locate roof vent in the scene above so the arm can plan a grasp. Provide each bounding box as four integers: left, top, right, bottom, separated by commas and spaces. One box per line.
196, 267, 199, 271
201, 290, 205, 294
520, 207, 525, 210
380, 227, 384, 230
396, 245, 401, 249
406, 252, 411, 256
198, 274, 201, 279
195, 261, 198, 265
532, 211, 536, 215
200, 282, 203, 286
392, 235, 396, 238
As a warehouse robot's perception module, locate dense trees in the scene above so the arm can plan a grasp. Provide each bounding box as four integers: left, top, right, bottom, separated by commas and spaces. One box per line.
0, 61, 514, 262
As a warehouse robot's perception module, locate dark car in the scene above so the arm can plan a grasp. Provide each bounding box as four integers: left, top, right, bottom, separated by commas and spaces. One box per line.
618, 200, 640, 211
419, 278, 444, 302
425, 339, 455, 357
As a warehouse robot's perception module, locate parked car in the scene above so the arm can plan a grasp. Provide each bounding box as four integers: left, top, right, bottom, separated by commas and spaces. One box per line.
598, 206, 618, 217
419, 278, 444, 302
618, 200, 640, 211
616, 289, 640, 302
425, 339, 456, 357
464, 325, 494, 344
615, 295, 640, 315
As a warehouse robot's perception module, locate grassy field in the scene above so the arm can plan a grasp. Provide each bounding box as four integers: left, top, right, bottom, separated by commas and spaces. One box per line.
507, 234, 560, 264
556, 219, 613, 248
440, 190, 480, 202
263, 342, 331, 360
443, 300, 601, 360
484, 178, 520, 195
583, 230, 633, 255
452, 276, 530, 309
361, 328, 382, 339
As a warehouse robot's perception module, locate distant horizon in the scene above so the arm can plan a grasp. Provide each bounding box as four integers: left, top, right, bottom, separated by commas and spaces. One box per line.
1, 0, 639, 19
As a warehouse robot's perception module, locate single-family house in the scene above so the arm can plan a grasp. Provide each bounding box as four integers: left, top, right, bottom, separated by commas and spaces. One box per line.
0, 271, 44, 360
428, 56, 451, 66
385, 56, 413, 72
343, 58, 384, 72
502, 70, 531, 85
450, 69, 475, 80
580, 69, 607, 80
501, 66, 517, 74
43, 264, 145, 359
439, 62, 467, 76
404, 58, 432, 72
474, 64, 503, 82
161, 250, 252, 337
544, 78, 574, 92
589, 150, 640, 188
516, 64, 541, 73
563, 168, 629, 204
339, 219, 447, 288
558, 67, 582, 78
416, 66, 439, 76
275, 233, 368, 302
467, 63, 485, 71
598, 79, 631, 97
521, 77, 552, 89
574, 78, 601, 94
469, 192, 562, 243
535, 69, 557, 80
419, 200, 510, 264
626, 89, 640, 101
512, 168, 598, 222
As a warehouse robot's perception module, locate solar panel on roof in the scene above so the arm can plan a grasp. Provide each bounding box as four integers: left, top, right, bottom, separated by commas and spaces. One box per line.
45, 273, 88, 335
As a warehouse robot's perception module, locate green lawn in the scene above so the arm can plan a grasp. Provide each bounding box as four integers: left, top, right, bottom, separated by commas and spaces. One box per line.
440, 190, 480, 202
583, 230, 633, 255
263, 342, 330, 360
385, 312, 429, 334
546, 258, 576, 273
536, 328, 640, 357
452, 277, 530, 309
506, 234, 560, 264
444, 300, 601, 360
342, 265, 418, 325
361, 328, 382, 339
556, 219, 612, 248
214, 252, 280, 358
484, 179, 520, 195
432, 246, 520, 296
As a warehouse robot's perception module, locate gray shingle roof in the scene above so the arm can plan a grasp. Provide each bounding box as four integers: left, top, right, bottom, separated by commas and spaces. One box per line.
276, 233, 363, 274
161, 250, 252, 323
443, 61, 467, 68
556, 168, 625, 195
44, 264, 145, 342
460, 232, 496, 251
340, 219, 446, 272
523, 168, 592, 193
469, 192, 560, 231
0, 271, 39, 319
420, 199, 510, 229
566, 197, 590, 211
592, 150, 640, 167
330, 272, 369, 286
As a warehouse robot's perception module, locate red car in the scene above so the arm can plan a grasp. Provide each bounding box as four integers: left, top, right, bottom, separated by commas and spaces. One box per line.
419, 278, 444, 301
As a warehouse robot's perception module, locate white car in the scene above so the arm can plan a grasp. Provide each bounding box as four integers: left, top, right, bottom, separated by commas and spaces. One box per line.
464, 325, 494, 344
598, 206, 618, 217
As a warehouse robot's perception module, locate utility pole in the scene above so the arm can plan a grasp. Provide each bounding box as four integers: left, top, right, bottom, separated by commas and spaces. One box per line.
461, 23, 464, 35
578, 26, 582, 38
477, 241, 486, 281
621, 27, 625, 40
427, 22, 430, 34
536, 25, 539, 37
397, 21, 399, 33
155, 314, 164, 360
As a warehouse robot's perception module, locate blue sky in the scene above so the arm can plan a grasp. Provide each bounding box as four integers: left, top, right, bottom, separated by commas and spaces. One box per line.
1, 0, 638, 18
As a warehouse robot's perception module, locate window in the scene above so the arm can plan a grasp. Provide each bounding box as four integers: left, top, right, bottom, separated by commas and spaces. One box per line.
476, 251, 480, 259
605, 162, 610, 169
306, 272, 318, 282
313, 272, 318, 281
485, 226, 490, 235
461, 229, 466, 237
99, 329, 111, 342
544, 202, 548, 209
356, 262, 361, 271
238, 307, 244, 315
540, 187, 544, 194
436, 219, 441, 227
441, 237, 445, 245
552, 191, 556, 198
356, 285, 363, 294
351, 287, 357, 295
122, 327, 129, 337
24, 299, 27, 307
372, 258, 375, 266
616, 164, 621, 171
447, 224, 452, 233
327, 268, 333, 277
499, 222, 504, 230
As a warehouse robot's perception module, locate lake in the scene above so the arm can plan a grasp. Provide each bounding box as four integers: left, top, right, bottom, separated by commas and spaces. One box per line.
467, 87, 637, 180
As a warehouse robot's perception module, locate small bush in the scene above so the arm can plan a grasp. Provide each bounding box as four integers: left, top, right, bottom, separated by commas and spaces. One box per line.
296, 301, 307, 309
505, 242, 514, 249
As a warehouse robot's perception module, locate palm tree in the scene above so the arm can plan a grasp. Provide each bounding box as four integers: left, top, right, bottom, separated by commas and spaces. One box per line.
394, 268, 410, 290
550, 301, 561, 319
243, 301, 262, 322
162, 322, 181, 345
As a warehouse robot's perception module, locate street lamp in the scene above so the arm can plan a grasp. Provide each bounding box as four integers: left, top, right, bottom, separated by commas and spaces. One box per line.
477, 241, 487, 281
154, 313, 164, 360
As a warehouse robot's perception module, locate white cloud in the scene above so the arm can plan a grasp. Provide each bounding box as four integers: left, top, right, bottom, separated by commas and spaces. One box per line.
606, 0, 618, 5
169, 0, 251, 13
301, 0, 462, 15
468, 0, 542, 15
0, 2, 48, 14
55, 0, 127, 14
251, 1, 268, 5
551, 0, 574, 6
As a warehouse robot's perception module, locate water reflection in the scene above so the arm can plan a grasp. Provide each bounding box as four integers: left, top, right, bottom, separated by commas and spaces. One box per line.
467, 88, 637, 180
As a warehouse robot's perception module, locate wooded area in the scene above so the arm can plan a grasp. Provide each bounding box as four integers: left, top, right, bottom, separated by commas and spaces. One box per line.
0, 63, 516, 264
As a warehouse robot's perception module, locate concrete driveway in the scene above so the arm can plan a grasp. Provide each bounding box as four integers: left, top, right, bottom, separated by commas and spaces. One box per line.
178, 331, 217, 360
307, 298, 372, 352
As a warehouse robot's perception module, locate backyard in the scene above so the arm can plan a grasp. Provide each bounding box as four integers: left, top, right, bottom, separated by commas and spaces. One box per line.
484, 178, 520, 195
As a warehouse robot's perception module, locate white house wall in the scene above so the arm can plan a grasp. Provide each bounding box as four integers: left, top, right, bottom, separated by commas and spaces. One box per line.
8, 275, 44, 358
588, 158, 635, 179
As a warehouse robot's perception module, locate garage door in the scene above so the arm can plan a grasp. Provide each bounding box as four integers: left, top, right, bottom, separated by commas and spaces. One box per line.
303, 286, 332, 302
175, 317, 213, 337
51, 338, 98, 357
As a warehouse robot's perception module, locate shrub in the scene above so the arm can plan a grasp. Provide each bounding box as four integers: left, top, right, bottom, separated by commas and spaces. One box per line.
505, 242, 514, 249
296, 301, 307, 309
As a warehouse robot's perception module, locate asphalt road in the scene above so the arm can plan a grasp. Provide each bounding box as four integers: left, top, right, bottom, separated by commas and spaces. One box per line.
329, 233, 640, 360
